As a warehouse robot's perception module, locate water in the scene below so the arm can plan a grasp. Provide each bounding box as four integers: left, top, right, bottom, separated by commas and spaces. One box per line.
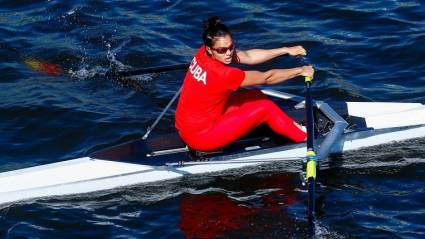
1, 0, 425, 238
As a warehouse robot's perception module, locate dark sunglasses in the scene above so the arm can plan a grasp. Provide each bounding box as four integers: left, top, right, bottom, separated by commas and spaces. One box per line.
211, 43, 235, 54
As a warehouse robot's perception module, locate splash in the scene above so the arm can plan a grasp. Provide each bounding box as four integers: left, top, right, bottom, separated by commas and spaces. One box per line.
24, 58, 64, 76
106, 41, 132, 71
314, 221, 344, 238
68, 65, 106, 80
66, 40, 136, 81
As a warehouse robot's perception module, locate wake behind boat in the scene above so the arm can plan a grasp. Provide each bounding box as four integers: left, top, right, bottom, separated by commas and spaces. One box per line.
1, 89, 425, 206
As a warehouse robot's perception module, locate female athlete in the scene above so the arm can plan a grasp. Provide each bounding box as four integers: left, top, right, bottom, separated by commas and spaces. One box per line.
175, 16, 314, 151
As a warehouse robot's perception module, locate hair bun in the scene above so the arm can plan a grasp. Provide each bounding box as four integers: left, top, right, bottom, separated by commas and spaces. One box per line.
202, 16, 231, 47
204, 16, 221, 30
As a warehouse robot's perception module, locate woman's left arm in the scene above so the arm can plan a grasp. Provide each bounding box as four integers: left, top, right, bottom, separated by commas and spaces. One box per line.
235, 46, 306, 65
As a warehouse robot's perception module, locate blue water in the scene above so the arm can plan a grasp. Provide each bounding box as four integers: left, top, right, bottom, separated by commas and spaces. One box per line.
1, 0, 425, 238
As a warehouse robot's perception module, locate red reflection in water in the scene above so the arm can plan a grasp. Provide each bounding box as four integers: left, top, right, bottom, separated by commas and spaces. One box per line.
179, 174, 298, 238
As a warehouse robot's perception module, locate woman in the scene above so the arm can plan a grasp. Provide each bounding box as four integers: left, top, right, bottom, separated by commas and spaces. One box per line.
175, 17, 314, 151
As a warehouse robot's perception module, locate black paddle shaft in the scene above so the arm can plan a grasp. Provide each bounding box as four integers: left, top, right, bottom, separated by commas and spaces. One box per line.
106, 63, 190, 78
305, 81, 315, 150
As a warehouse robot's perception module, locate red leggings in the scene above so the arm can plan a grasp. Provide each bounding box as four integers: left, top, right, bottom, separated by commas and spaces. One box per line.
183, 89, 306, 151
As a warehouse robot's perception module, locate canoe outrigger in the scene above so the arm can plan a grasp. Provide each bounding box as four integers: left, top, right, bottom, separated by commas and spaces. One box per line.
1, 89, 425, 206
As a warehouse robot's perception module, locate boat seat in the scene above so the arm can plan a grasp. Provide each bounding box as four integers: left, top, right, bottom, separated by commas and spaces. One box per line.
145, 124, 290, 160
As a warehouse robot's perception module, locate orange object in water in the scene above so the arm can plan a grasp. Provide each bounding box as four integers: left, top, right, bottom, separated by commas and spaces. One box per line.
24, 58, 63, 76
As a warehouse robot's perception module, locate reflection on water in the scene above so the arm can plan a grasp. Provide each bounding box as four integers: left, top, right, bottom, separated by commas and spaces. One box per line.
179, 174, 300, 238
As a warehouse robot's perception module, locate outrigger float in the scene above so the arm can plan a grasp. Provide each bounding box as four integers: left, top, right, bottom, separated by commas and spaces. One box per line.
1, 89, 425, 205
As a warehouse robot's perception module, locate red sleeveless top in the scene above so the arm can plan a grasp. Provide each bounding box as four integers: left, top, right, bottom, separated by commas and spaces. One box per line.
175, 45, 245, 138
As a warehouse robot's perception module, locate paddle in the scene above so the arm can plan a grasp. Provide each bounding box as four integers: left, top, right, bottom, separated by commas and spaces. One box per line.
24, 58, 64, 76
102, 63, 189, 92
304, 75, 318, 235
24, 57, 189, 94
23, 56, 189, 79
105, 63, 190, 78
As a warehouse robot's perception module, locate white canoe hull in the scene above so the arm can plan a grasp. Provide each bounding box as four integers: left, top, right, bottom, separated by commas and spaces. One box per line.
1, 101, 425, 205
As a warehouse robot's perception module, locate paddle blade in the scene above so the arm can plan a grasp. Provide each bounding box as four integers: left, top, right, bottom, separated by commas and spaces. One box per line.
24, 58, 63, 76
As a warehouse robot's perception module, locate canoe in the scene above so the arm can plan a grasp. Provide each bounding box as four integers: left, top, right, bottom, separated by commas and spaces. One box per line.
1, 89, 425, 205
